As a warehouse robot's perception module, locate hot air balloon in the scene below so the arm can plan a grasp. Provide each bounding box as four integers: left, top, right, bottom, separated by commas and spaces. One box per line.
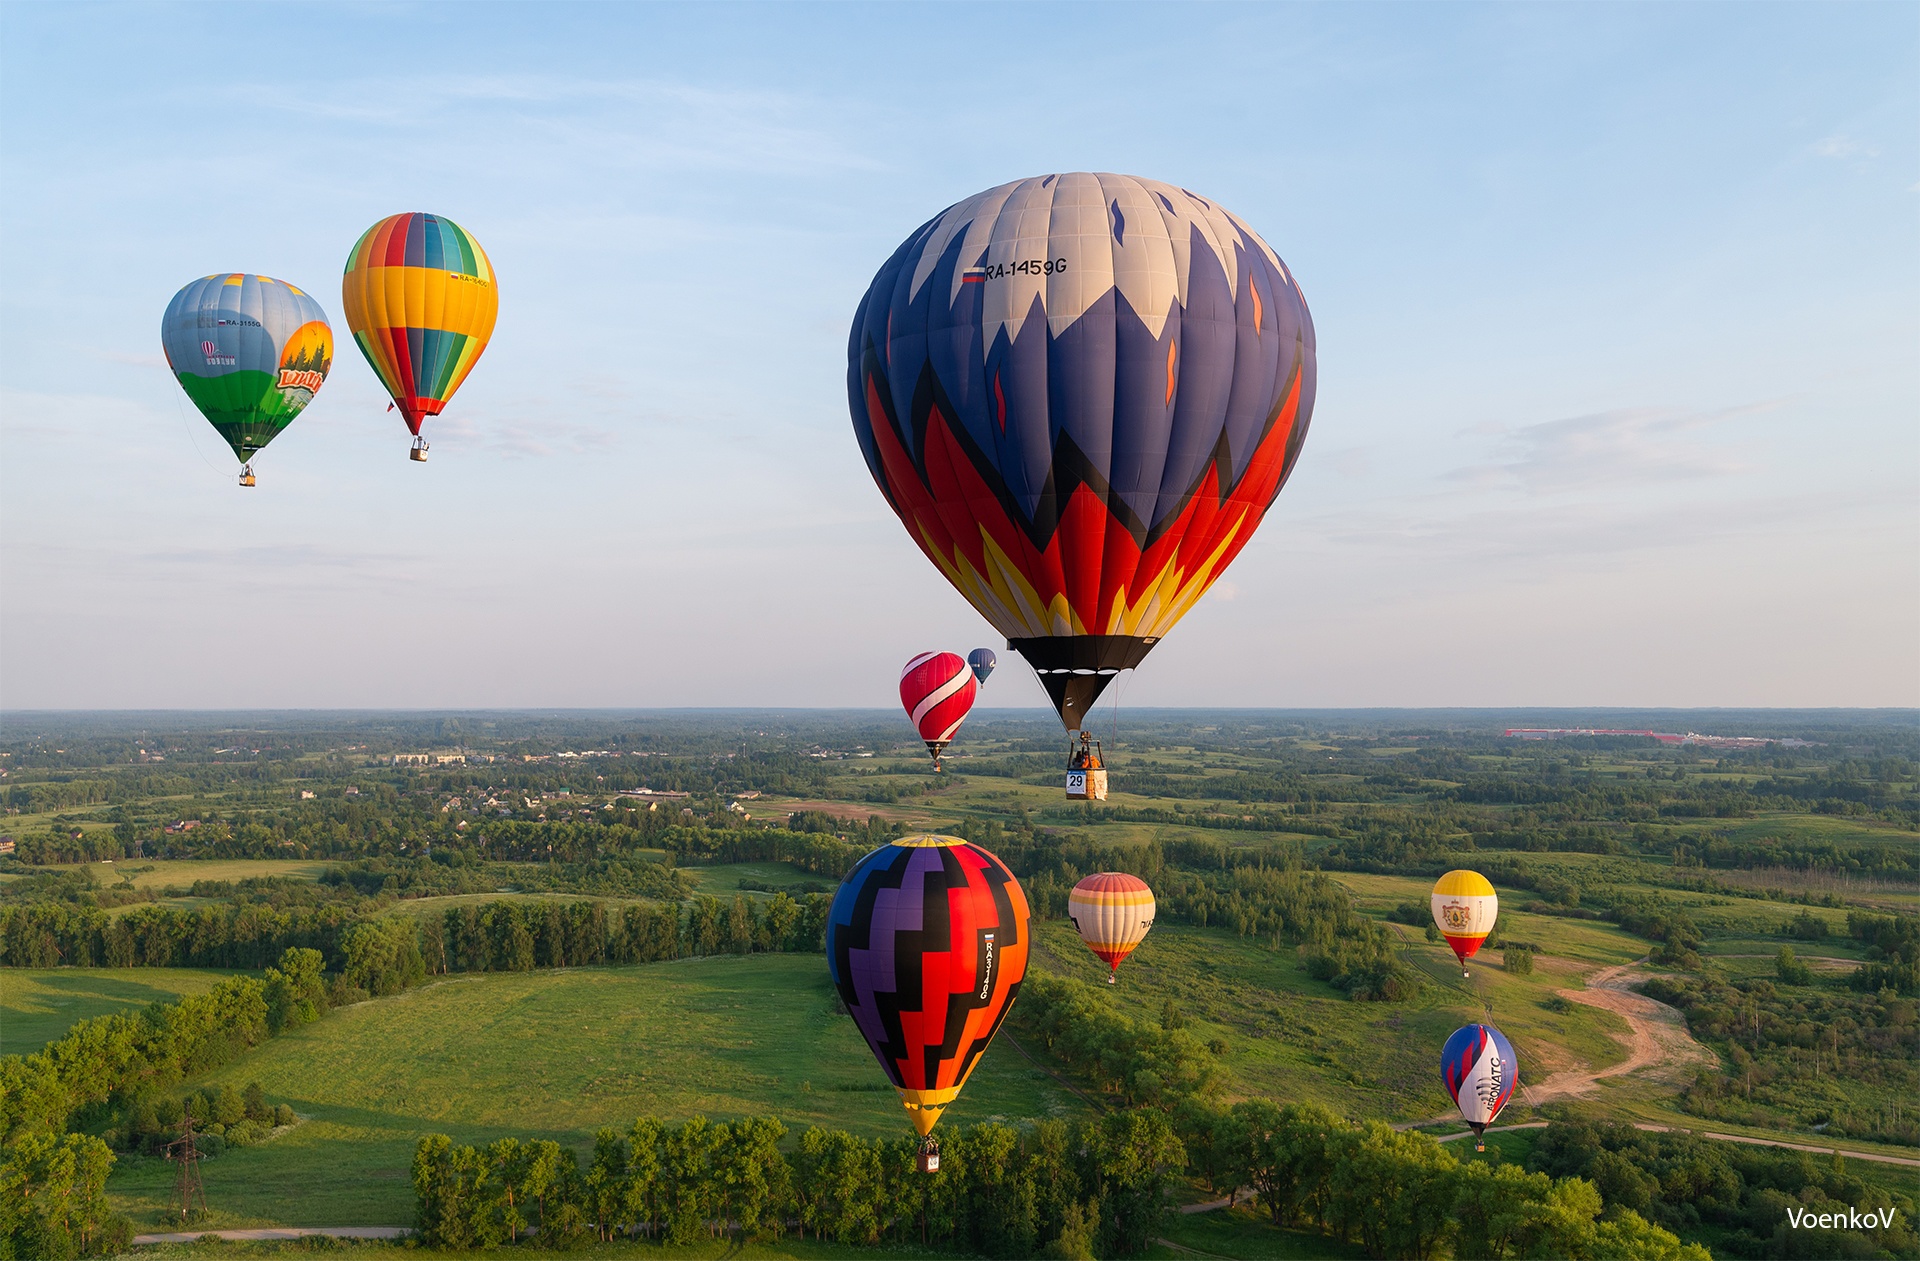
900, 652, 977, 769
847, 173, 1316, 734
827, 834, 1030, 1171
1068, 872, 1155, 982
1431, 870, 1499, 976
1441, 1023, 1518, 1151
161, 274, 332, 486
341, 212, 497, 462
967, 648, 997, 687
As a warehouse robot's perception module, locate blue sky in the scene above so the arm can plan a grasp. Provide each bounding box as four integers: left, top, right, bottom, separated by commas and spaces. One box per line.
1, 2, 1914, 711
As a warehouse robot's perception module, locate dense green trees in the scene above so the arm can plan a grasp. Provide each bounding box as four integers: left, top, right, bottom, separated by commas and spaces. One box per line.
1644, 956, 1918, 1146
414, 1112, 1178, 1258
0, 972, 272, 1141
1174, 1101, 1712, 1261
1531, 1110, 1918, 1259
408, 1106, 1747, 1261
0, 1130, 128, 1259
0, 890, 832, 975
1013, 974, 1218, 1106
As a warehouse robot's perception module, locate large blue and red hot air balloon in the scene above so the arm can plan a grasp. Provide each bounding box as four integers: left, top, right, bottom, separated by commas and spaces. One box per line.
1441, 1023, 1519, 1150
848, 173, 1317, 730
827, 834, 1030, 1168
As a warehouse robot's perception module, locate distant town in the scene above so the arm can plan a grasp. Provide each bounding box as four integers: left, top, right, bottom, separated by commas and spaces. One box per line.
1504, 728, 1813, 749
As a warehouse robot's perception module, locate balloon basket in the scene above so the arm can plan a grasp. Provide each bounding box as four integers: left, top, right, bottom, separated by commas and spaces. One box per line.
237, 464, 256, 488
915, 1136, 941, 1174
409, 437, 429, 462
1475, 1141, 1486, 1153
1065, 737, 1109, 800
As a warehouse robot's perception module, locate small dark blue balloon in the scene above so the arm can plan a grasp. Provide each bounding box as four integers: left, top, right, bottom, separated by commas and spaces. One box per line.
967, 648, 997, 686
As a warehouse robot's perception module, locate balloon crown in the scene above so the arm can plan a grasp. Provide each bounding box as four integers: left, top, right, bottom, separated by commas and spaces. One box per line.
891, 833, 967, 848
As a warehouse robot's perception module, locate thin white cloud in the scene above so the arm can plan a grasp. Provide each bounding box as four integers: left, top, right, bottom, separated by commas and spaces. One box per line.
1812, 134, 1878, 159
250, 74, 879, 176
1300, 483, 1906, 567
1442, 401, 1782, 492
83, 347, 168, 369
431, 412, 617, 459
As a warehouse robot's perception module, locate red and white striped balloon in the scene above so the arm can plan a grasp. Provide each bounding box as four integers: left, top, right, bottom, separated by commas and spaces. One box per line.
899, 652, 977, 768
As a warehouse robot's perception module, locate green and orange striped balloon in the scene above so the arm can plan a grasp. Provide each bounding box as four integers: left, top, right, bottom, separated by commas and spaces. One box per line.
341, 212, 497, 449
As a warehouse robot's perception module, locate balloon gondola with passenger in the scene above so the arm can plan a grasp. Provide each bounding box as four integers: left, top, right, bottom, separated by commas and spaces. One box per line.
846, 173, 1318, 799
1066, 732, 1108, 801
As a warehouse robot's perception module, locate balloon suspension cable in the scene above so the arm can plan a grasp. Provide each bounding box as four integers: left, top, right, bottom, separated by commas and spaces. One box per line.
170, 394, 227, 481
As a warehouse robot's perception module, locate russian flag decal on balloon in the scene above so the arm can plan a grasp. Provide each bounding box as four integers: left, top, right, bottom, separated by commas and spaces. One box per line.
900, 652, 977, 767
1441, 1023, 1518, 1133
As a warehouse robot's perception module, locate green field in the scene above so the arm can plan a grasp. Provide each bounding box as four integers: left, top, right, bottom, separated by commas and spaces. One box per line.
36, 859, 333, 890
106, 955, 1088, 1230
98, 916, 1655, 1232
1026, 917, 1631, 1123
0, 967, 240, 1054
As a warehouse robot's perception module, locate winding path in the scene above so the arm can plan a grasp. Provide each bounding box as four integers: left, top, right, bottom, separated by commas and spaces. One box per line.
1526, 958, 1717, 1103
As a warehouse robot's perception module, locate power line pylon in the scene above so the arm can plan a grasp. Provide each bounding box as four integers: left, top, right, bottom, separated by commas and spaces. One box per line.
165, 1114, 208, 1225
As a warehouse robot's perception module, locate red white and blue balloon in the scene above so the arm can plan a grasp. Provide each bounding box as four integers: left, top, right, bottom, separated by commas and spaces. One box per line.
1441, 1023, 1518, 1137
899, 652, 977, 767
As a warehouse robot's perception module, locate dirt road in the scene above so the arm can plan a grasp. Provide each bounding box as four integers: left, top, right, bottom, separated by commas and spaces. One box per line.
1526, 959, 1718, 1104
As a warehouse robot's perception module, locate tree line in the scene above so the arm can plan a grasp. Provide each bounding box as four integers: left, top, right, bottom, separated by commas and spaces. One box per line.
0, 889, 831, 977
409, 1104, 1731, 1261
0, 953, 326, 1143
413, 1110, 1186, 1258
1527, 1109, 1918, 1260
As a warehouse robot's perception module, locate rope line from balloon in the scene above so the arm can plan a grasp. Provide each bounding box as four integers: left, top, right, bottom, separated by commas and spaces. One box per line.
171, 392, 226, 480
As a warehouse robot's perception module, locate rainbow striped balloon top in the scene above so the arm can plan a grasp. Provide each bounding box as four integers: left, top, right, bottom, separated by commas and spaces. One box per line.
341, 212, 498, 437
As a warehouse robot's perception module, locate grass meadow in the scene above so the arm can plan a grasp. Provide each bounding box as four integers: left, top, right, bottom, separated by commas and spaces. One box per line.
105, 955, 1087, 1230
0, 967, 240, 1054
98, 912, 1653, 1231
